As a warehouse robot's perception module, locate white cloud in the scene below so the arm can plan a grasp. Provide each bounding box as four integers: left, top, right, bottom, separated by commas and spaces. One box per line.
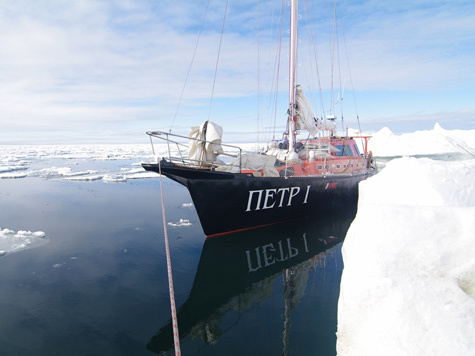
0, 0, 473, 144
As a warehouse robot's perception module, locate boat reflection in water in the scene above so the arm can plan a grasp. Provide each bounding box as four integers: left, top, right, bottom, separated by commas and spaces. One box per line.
147, 206, 357, 354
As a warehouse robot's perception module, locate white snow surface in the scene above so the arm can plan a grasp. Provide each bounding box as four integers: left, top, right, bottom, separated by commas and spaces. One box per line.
337, 157, 475, 356
367, 123, 475, 157
0, 144, 157, 181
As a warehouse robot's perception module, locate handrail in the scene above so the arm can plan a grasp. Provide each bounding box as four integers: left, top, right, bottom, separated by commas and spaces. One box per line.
146, 130, 243, 171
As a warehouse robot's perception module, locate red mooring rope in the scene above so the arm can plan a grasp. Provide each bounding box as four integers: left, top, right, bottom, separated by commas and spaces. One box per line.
158, 161, 181, 356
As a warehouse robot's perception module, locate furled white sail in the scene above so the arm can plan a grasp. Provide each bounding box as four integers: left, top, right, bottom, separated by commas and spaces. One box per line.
188, 121, 224, 165
295, 86, 337, 136
295, 85, 318, 136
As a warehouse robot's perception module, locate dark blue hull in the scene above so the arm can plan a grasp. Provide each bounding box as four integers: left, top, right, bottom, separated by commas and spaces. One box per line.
142, 159, 373, 237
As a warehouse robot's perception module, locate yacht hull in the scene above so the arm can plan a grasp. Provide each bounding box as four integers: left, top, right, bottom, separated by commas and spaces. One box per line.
142, 159, 374, 237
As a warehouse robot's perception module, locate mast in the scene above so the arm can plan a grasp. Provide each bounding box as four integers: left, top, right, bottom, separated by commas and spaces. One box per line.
287, 0, 299, 161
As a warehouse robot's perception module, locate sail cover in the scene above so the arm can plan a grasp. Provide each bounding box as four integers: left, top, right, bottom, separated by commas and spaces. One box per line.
316, 116, 336, 135
188, 121, 224, 165
295, 85, 318, 136
216, 153, 279, 177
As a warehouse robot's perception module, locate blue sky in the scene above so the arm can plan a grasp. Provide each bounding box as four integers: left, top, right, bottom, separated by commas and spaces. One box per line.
0, 0, 474, 144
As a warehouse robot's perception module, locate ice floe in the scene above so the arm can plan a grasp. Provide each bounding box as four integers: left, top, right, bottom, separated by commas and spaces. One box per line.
167, 219, 192, 227
337, 157, 475, 356
0, 228, 47, 257
0, 144, 156, 181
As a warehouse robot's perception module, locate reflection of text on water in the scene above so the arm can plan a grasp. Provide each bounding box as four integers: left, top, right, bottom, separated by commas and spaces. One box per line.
246, 234, 309, 272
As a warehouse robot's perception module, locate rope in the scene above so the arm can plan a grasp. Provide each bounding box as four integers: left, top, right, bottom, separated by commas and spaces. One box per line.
207, 0, 229, 121
169, 0, 211, 133
158, 161, 181, 356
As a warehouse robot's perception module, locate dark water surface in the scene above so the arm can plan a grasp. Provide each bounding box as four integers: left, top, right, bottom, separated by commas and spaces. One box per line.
0, 170, 355, 355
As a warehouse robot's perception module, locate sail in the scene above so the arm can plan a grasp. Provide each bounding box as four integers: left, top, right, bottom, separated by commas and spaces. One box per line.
295, 85, 318, 136
188, 121, 224, 165
295, 86, 337, 136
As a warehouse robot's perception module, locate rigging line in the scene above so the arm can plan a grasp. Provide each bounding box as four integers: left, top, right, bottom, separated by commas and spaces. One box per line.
329, 0, 337, 115
259, 0, 277, 145
170, 0, 212, 133
260, 1, 272, 143
257, 0, 260, 145
267, 0, 281, 141
272, 0, 286, 141
302, 0, 321, 118
158, 161, 181, 356
456, 144, 475, 157
266, 0, 285, 143
337, 0, 358, 116
267, 0, 280, 142
333, 1, 344, 130
207, 0, 229, 121
305, 0, 326, 117
257, 1, 260, 142
336, 0, 364, 143
263, 0, 284, 142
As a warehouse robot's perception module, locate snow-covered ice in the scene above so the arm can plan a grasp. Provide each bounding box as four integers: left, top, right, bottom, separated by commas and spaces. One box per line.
0, 228, 47, 257
168, 219, 192, 227
0, 171, 28, 179
337, 157, 475, 353
1, 124, 473, 181
0, 144, 158, 181
367, 123, 475, 157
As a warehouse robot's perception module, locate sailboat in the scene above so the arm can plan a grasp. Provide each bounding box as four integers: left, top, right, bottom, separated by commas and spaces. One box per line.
142, 0, 377, 237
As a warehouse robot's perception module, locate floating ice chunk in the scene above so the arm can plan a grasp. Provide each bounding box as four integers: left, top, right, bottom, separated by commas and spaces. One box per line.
62, 174, 103, 181
125, 171, 159, 179
167, 219, 192, 227
62, 170, 98, 177
28, 167, 72, 178
0, 171, 28, 179
0, 227, 48, 255
103, 174, 127, 183
0, 166, 28, 173
17, 230, 46, 238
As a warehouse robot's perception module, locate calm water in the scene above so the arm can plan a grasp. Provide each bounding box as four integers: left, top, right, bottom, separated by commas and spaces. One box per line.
0, 161, 355, 356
